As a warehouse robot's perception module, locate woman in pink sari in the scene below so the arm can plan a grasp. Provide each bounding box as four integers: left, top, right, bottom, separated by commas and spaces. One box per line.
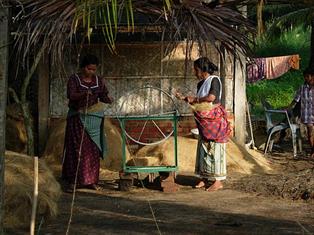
177, 57, 230, 191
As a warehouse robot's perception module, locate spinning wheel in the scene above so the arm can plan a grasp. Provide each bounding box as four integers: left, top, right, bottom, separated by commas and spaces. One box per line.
117, 85, 179, 146
116, 85, 179, 192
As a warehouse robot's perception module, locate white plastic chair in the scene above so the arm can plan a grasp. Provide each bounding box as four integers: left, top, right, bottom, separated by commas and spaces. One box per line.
262, 100, 302, 157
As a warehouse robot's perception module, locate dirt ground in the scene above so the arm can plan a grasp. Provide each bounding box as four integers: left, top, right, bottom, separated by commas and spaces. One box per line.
240, 127, 314, 201
7, 169, 314, 235
6, 175, 314, 235
6, 127, 314, 235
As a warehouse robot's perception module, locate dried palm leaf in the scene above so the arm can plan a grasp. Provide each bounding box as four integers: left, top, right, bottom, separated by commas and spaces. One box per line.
11, 0, 256, 65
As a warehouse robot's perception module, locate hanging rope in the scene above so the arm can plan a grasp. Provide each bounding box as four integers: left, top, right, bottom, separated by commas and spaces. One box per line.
115, 116, 163, 235
65, 91, 90, 235
64, 91, 163, 235
62, 83, 250, 235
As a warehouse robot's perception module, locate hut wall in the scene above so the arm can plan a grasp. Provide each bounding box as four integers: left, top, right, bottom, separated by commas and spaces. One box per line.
49, 42, 234, 137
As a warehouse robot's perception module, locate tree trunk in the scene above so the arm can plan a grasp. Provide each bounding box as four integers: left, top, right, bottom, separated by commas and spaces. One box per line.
21, 103, 35, 156
9, 48, 44, 156
0, 6, 9, 233
257, 0, 265, 38
20, 48, 44, 156
309, 19, 314, 69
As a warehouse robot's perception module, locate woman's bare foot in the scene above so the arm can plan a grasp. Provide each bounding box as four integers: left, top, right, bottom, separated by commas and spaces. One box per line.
93, 184, 104, 191
195, 180, 206, 189
85, 184, 104, 191
205, 180, 223, 192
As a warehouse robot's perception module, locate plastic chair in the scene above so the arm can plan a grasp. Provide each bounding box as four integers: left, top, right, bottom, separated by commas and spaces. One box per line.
261, 99, 302, 157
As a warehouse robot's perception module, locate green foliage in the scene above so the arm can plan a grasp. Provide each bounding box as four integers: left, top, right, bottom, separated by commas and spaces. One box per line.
254, 25, 310, 63
247, 71, 304, 117
247, 26, 310, 118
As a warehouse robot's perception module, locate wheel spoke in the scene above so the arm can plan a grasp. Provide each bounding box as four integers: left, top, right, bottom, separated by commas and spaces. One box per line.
152, 120, 167, 138
118, 85, 177, 145
137, 120, 148, 142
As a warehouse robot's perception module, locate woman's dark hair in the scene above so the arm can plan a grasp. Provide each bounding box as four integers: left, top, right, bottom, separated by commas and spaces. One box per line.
303, 67, 314, 76
79, 54, 99, 68
194, 57, 218, 74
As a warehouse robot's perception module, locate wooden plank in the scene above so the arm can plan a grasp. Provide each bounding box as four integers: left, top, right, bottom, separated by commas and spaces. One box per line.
37, 55, 50, 156
0, 6, 9, 232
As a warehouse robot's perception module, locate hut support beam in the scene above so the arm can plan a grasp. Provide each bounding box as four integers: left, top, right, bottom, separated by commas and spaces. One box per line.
0, 6, 9, 232
233, 53, 246, 145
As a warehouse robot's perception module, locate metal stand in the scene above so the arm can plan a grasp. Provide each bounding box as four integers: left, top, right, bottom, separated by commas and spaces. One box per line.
118, 113, 179, 192
115, 85, 180, 192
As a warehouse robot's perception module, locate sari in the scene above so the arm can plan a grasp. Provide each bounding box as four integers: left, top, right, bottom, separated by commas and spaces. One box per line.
193, 75, 230, 180
62, 74, 110, 186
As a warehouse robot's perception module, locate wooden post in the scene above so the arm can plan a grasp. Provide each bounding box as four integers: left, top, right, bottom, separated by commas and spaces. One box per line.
0, 6, 9, 233
37, 55, 50, 156
233, 5, 247, 146
233, 52, 247, 146
220, 49, 234, 112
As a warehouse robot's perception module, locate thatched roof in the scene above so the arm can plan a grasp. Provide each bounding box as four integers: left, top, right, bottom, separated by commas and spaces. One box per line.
2, 0, 257, 63
2, 0, 311, 64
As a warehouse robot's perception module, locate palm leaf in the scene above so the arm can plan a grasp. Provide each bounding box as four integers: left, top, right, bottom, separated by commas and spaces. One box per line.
268, 7, 314, 32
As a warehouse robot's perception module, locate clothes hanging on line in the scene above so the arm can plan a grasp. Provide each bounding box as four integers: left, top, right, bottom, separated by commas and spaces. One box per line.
247, 58, 266, 83
246, 54, 300, 83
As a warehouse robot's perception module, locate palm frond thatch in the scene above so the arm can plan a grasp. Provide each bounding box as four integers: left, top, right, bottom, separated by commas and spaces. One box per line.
250, 0, 313, 5
163, 1, 255, 57
12, 0, 256, 64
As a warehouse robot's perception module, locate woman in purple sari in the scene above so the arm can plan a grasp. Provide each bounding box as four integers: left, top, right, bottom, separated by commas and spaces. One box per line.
62, 54, 113, 191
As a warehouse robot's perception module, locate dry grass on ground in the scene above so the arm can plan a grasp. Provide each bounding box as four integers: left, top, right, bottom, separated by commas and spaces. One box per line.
4, 151, 62, 228
43, 119, 314, 201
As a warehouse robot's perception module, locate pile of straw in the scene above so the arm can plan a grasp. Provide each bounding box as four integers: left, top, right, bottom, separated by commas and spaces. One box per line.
4, 151, 61, 228
42, 118, 66, 174
6, 104, 27, 153
133, 136, 273, 175
44, 107, 272, 176
43, 117, 130, 175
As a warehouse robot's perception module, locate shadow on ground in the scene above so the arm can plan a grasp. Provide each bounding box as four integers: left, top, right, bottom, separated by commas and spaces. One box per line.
38, 192, 314, 235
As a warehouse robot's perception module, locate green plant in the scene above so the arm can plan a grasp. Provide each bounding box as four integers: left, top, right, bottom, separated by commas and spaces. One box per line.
247, 26, 310, 118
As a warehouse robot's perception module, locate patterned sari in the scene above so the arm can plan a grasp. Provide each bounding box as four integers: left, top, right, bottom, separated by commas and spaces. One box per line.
194, 76, 230, 180
62, 74, 111, 186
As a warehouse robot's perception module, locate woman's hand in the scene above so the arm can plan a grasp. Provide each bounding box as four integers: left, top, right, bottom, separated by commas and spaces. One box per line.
175, 91, 197, 104
186, 96, 197, 104
174, 90, 198, 104
175, 92, 186, 100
